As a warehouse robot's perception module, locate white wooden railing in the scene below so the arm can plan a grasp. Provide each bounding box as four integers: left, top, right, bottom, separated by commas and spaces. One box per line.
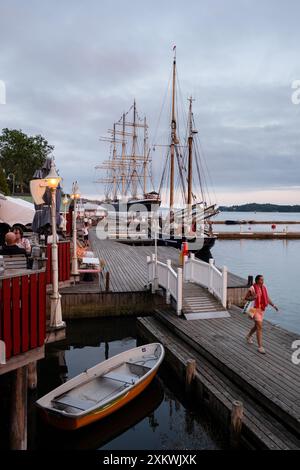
184, 253, 227, 308
147, 254, 183, 315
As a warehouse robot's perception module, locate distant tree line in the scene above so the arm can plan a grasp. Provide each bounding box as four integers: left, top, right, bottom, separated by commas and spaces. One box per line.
219, 203, 300, 212
0, 128, 54, 195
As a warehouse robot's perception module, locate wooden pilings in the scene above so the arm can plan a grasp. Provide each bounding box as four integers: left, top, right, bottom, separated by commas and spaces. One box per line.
10, 366, 27, 450
105, 272, 110, 292
185, 358, 196, 396
230, 400, 244, 449
27, 362, 37, 390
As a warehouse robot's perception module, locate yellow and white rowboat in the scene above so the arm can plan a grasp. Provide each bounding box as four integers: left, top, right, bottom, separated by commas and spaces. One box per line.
36, 343, 165, 430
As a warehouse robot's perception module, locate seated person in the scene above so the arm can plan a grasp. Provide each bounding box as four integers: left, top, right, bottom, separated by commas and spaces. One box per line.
0, 232, 27, 255
13, 226, 32, 254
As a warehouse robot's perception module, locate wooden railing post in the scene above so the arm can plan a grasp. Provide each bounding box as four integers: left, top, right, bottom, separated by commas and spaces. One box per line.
222, 265, 228, 308
190, 253, 195, 282
183, 255, 189, 281
151, 253, 156, 293
166, 259, 171, 304
209, 258, 214, 293
177, 267, 183, 315
146, 255, 151, 288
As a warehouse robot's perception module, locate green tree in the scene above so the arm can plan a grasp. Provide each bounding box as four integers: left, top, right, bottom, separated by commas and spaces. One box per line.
0, 128, 54, 194
0, 164, 10, 195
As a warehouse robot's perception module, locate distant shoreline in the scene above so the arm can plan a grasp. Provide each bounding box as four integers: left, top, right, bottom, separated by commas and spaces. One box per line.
219, 204, 300, 213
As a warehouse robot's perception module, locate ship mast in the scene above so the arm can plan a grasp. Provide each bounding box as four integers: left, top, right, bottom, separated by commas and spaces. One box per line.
121, 112, 126, 197
170, 49, 177, 209
112, 123, 117, 200
187, 97, 193, 206
132, 99, 138, 198
143, 116, 148, 195
96, 102, 153, 203
187, 96, 197, 206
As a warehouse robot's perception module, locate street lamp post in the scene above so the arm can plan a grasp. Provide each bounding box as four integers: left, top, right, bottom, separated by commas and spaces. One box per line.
62, 195, 69, 235
71, 181, 80, 278
45, 159, 65, 329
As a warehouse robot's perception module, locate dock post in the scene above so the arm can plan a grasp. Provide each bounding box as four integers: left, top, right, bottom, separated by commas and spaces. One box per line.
27, 361, 37, 390
247, 275, 253, 287
185, 359, 196, 396
176, 267, 183, 315
105, 271, 110, 292
230, 400, 244, 449
166, 259, 171, 304
10, 366, 28, 450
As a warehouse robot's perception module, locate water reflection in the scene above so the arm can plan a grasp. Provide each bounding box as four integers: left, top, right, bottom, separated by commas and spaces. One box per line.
36, 378, 164, 450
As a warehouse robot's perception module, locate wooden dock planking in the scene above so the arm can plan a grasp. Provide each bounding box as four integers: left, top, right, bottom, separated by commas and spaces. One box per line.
89, 230, 248, 293
154, 308, 300, 436
137, 316, 300, 449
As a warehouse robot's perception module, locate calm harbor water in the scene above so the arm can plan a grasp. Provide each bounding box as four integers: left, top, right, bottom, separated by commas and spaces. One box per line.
212, 212, 300, 335
30, 317, 226, 450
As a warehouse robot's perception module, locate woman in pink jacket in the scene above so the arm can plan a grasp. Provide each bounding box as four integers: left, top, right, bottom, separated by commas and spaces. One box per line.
245, 275, 278, 354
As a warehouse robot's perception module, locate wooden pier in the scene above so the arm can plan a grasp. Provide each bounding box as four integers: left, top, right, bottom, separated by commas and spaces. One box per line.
214, 231, 300, 240
213, 220, 300, 225
137, 309, 300, 449
58, 231, 248, 317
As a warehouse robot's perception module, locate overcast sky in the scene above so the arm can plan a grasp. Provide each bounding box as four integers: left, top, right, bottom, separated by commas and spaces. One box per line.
1, 0, 300, 205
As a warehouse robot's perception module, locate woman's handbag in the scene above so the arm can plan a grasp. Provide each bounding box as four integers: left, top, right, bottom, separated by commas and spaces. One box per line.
242, 301, 256, 319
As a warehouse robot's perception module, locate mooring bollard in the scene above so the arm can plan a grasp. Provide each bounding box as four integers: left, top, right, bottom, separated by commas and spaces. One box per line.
185, 359, 196, 396
230, 400, 244, 449
105, 271, 110, 292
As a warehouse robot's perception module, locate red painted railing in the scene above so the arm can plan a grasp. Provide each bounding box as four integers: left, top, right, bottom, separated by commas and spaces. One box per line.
0, 271, 46, 360
46, 241, 71, 285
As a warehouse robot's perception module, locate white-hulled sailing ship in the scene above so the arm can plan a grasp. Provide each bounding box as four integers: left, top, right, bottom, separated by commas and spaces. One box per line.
95, 100, 160, 212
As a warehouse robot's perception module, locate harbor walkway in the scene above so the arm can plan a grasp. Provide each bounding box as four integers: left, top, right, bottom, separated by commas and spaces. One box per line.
138, 313, 300, 449
149, 307, 300, 439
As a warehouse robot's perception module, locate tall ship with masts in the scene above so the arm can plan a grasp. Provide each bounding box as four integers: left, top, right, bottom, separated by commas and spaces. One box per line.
155, 48, 219, 249
95, 100, 160, 212
95, 48, 218, 249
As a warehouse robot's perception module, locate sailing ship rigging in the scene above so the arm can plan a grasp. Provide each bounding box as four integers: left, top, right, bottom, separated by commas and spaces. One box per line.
95, 49, 218, 246
95, 100, 160, 210
155, 49, 219, 243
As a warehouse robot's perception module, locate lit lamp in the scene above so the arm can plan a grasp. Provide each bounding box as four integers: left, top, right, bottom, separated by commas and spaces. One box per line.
70, 181, 80, 278
45, 159, 65, 329
62, 195, 69, 234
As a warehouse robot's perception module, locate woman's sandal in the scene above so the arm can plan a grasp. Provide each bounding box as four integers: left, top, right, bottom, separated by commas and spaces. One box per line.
246, 335, 253, 344
258, 346, 266, 354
